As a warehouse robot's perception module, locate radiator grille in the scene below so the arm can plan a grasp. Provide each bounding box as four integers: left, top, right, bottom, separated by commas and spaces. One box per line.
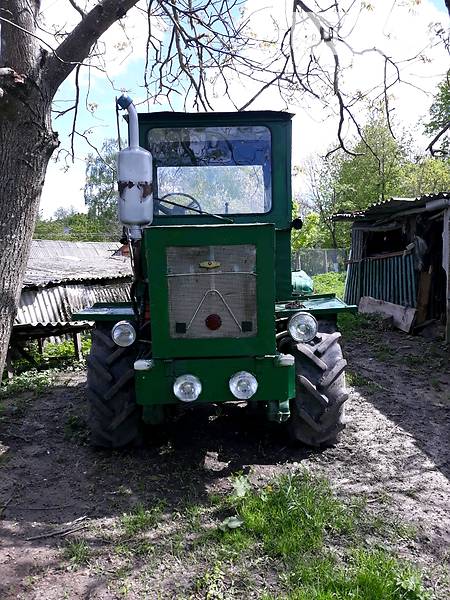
167, 245, 257, 338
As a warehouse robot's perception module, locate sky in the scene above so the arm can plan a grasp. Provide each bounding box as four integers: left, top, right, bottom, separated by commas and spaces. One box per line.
39, 0, 449, 218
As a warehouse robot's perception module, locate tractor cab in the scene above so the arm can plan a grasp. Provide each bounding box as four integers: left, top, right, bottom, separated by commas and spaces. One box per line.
139, 110, 294, 301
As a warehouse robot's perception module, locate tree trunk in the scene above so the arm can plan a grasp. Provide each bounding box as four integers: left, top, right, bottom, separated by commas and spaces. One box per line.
0, 0, 139, 381
0, 89, 58, 378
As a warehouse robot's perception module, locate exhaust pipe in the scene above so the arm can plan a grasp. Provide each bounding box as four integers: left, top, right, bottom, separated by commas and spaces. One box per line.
116, 94, 153, 240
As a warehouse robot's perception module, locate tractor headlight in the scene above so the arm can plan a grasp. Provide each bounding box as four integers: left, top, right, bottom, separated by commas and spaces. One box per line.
288, 312, 318, 343
229, 371, 258, 400
173, 374, 202, 402
111, 320, 136, 347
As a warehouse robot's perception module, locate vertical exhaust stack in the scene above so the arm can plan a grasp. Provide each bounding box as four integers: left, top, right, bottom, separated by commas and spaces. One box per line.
116, 95, 153, 240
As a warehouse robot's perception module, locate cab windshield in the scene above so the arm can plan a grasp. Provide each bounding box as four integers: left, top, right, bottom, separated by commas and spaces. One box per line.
147, 125, 272, 216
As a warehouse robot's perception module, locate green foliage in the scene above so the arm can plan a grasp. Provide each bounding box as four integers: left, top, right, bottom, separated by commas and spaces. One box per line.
34, 208, 112, 242
312, 272, 346, 299
265, 550, 430, 600
398, 157, 450, 197
120, 503, 165, 536
336, 111, 407, 210
425, 76, 450, 154
0, 369, 55, 399
225, 472, 357, 558
84, 138, 122, 235
34, 139, 122, 242
216, 472, 429, 600
3, 337, 90, 381
64, 540, 91, 566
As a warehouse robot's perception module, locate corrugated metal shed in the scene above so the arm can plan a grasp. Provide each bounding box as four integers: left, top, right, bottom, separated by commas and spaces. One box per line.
14, 240, 132, 330
337, 193, 450, 337
334, 192, 450, 221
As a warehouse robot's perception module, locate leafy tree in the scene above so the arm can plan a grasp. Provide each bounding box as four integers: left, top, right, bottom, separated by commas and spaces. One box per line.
34, 209, 110, 242
425, 76, 450, 155
84, 139, 121, 236
398, 157, 450, 197
337, 112, 407, 209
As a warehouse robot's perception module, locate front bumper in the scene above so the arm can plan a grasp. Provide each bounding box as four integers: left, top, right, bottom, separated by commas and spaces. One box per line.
135, 355, 295, 423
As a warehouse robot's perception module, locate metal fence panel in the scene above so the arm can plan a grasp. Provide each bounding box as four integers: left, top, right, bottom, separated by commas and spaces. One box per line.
292, 248, 349, 275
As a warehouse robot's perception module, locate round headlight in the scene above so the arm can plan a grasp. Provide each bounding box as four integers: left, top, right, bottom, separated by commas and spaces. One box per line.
288, 312, 318, 343
111, 320, 136, 347
173, 374, 202, 402
229, 371, 258, 400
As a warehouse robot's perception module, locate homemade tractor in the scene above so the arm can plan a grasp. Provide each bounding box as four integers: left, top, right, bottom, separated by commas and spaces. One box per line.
74, 96, 354, 448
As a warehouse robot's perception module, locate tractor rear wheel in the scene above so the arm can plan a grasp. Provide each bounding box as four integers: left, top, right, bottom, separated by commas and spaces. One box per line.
87, 324, 141, 448
284, 332, 348, 447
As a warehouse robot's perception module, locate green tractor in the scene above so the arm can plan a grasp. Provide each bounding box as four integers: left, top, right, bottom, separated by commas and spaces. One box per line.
74, 96, 354, 449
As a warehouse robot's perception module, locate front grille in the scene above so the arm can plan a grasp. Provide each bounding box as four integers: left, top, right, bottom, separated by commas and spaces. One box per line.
167, 245, 257, 338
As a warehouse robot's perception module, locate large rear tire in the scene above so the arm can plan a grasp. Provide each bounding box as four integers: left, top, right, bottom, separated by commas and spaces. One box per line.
86, 324, 141, 448
282, 332, 348, 447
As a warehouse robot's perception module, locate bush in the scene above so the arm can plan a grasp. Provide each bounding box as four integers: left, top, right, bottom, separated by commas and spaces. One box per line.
313, 272, 346, 299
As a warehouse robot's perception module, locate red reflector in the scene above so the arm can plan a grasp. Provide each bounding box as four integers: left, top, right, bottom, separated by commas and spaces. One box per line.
205, 313, 222, 330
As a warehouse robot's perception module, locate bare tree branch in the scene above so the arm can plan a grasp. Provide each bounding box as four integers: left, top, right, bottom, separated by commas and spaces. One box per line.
43, 0, 139, 96
67, 0, 86, 19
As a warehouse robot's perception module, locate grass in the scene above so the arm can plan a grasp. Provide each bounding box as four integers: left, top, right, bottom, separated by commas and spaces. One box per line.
223, 472, 359, 557
204, 471, 430, 600
264, 550, 430, 600
312, 272, 346, 299
120, 503, 165, 536
64, 539, 91, 566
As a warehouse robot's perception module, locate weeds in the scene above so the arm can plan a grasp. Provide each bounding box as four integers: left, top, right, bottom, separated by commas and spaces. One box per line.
264, 550, 430, 600
64, 539, 91, 566
196, 563, 228, 600
312, 272, 346, 299
218, 472, 359, 558
0, 369, 55, 400
120, 503, 165, 536
210, 472, 429, 599
64, 413, 88, 444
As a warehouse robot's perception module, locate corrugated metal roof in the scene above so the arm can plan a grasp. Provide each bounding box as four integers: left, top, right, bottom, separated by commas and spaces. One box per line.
30, 240, 122, 259
25, 240, 132, 287
15, 281, 131, 327
333, 192, 450, 221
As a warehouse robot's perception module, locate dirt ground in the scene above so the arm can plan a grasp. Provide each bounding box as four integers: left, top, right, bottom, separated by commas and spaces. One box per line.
0, 322, 449, 599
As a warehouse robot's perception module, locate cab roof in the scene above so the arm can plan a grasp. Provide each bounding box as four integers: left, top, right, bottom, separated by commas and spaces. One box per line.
137, 110, 294, 124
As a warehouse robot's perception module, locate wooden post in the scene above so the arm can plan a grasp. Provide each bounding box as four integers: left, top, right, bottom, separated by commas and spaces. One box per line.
73, 332, 83, 361
443, 207, 450, 343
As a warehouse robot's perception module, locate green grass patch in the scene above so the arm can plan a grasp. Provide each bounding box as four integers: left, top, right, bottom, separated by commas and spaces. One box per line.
120, 503, 165, 536
312, 272, 346, 299
263, 549, 430, 600
220, 472, 359, 558
64, 539, 91, 566
208, 472, 429, 600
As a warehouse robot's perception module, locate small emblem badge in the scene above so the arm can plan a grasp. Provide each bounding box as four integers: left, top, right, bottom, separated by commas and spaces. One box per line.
199, 260, 221, 269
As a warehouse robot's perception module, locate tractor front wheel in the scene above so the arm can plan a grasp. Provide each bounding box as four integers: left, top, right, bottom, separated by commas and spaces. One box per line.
87, 324, 141, 448
286, 332, 348, 447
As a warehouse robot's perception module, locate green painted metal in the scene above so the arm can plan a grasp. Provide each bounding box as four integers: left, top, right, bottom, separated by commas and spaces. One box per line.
144, 223, 277, 359
137, 354, 295, 415
138, 110, 293, 302
72, 303, 134, 322
276, 295, 356, 318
